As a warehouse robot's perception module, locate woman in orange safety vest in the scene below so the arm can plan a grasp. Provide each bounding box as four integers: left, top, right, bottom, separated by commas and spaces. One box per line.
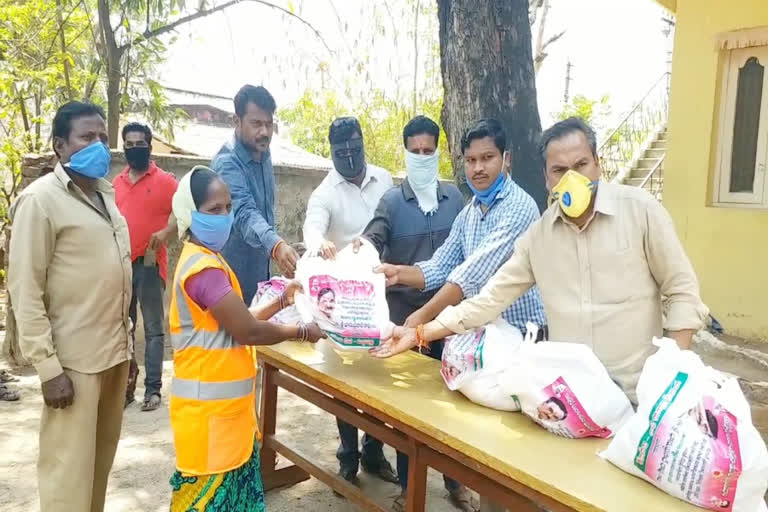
168, 166, 322, 512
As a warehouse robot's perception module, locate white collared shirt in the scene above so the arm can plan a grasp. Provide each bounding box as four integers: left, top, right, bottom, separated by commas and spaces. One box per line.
303, 164, 394, 252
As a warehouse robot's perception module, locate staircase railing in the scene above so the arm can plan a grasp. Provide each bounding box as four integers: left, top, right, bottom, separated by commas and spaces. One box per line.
598, 72, 670, 182
639, 155, 665, 199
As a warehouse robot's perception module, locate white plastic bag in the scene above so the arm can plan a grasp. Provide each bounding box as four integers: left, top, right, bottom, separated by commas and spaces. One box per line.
600, 337, 768, 512
499, 326, 634, 439
294, 240, 391, 350
250, 277, 303, 325
440, 318, 523, 411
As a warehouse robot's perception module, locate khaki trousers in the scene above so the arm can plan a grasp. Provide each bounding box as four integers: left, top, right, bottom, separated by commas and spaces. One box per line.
38, 361, 129, 512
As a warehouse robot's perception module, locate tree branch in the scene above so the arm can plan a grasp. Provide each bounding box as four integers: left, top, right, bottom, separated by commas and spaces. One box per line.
98, 0, 120, 55
542, 29, 566, 51
122, 0, 332, 55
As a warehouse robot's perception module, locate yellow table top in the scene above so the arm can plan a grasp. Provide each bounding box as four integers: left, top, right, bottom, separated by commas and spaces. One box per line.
257, 340, 701, 512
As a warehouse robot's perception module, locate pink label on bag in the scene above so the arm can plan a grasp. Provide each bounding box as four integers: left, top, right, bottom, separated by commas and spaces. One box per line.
441, 328, 486, 390
531, 376, 612, 439
307, 275, 380, 347
638, 391, 742, 512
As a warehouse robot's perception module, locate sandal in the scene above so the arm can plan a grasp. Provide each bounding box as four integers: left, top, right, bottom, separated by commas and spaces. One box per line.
392, 492, 406, 512
141, 393, 161, 412
0, 370, 18, 383
0, 384, 20, 401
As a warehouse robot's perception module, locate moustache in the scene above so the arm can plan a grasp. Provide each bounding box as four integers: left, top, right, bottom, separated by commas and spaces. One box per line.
255, 137, 269, 144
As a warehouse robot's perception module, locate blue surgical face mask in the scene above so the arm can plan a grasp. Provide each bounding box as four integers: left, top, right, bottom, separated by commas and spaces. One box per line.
66, 142, 111, 179
467, 171, 508, 206
190, 211, 234, 251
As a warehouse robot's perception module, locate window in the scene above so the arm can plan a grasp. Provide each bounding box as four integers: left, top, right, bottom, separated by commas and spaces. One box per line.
715, 45, 768, 206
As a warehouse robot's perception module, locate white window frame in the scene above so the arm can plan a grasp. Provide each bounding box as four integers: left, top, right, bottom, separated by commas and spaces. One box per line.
714, 46, 768, 207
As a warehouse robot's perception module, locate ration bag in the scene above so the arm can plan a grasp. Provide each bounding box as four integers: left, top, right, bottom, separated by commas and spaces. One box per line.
600, 337, 768, 512
294, 240, 391, 350
499, 327, 634, 439
250, 277, 303, 325
440, 318, 523, 411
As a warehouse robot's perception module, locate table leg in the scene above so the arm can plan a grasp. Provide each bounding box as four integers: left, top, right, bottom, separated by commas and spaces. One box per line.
259, 362, 278, 477
406, 440, 427, 512
259, 362, 310, 491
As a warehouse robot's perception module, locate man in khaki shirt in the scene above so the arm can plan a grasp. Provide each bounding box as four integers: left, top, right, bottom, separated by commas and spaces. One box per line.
372, 117, 708, 402
8, 101, 133, 512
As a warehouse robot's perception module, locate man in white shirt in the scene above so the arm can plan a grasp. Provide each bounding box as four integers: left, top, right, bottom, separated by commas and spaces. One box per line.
302, 116, 397, 486
303, 116, 394, 259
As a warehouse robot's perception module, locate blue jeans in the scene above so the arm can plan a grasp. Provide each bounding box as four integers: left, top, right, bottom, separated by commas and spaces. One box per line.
129, 260, 165, 400
396, 341, 460, 492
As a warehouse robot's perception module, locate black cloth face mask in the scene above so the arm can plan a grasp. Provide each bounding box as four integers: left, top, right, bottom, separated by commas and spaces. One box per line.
331, 138, 365, 179
125, 146, 151, 171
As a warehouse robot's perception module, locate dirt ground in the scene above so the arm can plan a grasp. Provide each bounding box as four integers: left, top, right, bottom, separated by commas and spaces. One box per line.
0, 361, 468, 512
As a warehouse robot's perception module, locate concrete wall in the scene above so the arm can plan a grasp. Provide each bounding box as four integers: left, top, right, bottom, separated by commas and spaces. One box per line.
664, 0, 768, 342
20, 151, 333, 294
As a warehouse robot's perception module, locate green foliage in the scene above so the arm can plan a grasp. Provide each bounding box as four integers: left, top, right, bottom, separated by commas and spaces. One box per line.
0, 0, 96, 229
280, 89, 452, 179
555, 94, 612, 131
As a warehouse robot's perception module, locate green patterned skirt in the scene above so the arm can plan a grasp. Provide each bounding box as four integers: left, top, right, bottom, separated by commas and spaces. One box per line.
170, 440, 266, 512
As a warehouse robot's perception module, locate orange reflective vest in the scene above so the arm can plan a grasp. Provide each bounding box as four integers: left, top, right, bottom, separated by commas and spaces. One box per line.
169, 242, 259, 475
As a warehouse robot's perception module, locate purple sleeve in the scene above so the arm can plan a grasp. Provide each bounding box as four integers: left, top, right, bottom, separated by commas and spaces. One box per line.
184, 268, 233, 310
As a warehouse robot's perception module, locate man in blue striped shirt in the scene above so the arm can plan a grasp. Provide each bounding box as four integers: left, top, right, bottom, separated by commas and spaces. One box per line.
377, 119, 547, 336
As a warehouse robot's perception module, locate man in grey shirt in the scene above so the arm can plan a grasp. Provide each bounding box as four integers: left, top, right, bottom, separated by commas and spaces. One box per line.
357, 116, 475, 511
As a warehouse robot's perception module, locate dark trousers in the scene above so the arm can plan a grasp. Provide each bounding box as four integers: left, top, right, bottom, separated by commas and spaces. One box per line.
336, 419, 385, 471
129, 260, 166, 400
396, 341, 460, 491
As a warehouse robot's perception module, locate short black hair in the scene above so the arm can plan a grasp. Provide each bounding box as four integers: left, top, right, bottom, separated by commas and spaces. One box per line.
460, 119, 506, 155
318, 287, 335, 300
234, 84, 276, 118
122, 122, 152, 144
189, 166, 220, 209
402, 115, 440, 148
539, 117, 598, 162
546, 397, 568, 420
328, 116, 363, 144
52, 101, 106, 141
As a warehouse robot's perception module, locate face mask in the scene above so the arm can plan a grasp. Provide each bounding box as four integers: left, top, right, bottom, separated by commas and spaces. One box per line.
465, 151, 511, 206
125, 146, 151, 171
190, 211, 234, 252
405, 149, 439, 187
66, 142, 111, 179
551, 170, 598, 218
331, 138, 366, 179
405, 149, 440, 214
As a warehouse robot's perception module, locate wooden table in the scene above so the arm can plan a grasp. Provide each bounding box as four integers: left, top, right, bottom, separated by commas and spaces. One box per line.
255, 340, 701, 512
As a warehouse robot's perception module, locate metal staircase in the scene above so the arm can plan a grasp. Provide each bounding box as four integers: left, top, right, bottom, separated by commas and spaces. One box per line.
598, 72, 669, 199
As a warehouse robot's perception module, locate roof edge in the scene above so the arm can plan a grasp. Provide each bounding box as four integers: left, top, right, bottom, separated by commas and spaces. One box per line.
653, 0, 676, 13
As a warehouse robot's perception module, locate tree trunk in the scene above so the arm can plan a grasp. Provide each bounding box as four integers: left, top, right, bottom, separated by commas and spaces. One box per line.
98, 0, 122, 147
2, 226, 27, 368
438, 0, 547, 211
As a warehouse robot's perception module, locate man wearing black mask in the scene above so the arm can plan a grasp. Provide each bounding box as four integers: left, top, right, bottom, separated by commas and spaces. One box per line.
303, 117, 396, 486
113, 122, 177, 411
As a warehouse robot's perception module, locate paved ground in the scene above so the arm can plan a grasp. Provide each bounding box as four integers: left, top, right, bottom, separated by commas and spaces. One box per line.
0, 362, 467, 512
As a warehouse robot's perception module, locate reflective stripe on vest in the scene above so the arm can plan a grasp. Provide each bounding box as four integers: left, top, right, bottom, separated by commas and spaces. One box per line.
172, 252, 234, 351
172, 376, 255, 401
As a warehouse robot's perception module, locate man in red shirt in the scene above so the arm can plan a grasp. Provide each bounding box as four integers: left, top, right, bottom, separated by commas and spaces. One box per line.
114, 122, 177, 411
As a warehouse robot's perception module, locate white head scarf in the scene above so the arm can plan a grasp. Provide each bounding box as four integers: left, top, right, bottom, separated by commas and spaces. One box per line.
172, 165, 213, 238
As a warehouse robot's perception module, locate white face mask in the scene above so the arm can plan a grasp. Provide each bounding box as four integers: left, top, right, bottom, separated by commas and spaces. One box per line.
405, 149, 439, 187
404, 149, 440, 214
